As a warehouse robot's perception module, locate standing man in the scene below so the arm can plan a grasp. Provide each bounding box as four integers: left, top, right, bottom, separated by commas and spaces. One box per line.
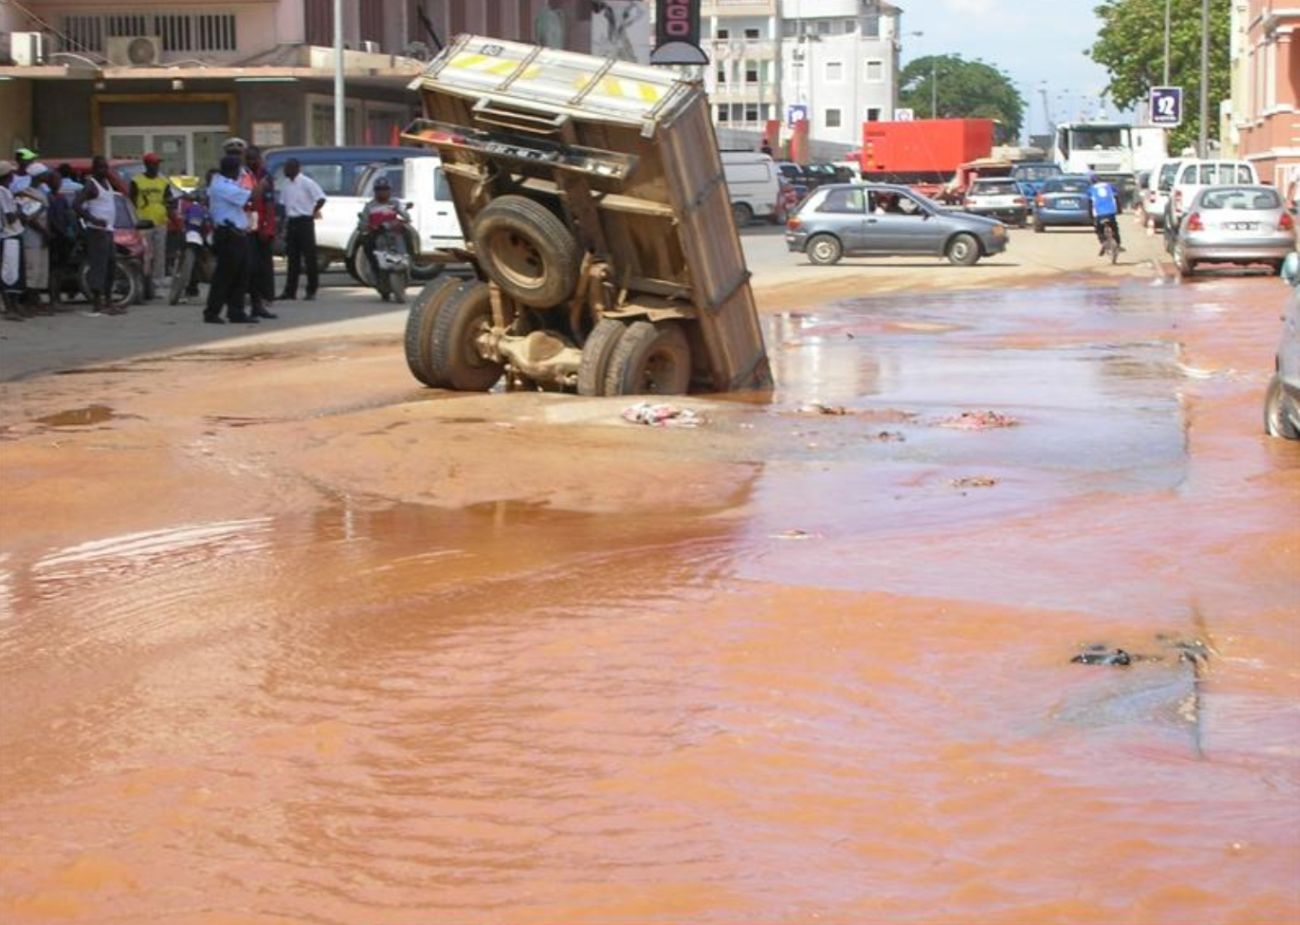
0, 161, 25, 321
278, 158, 326, 301
75, 156, 122, 316
45, 170, 75, 309
130, 152, 172, 302
17, 164, 53, 315
243, 146, 277, 320
10, 147, 38, 194
205, 154, 255, 325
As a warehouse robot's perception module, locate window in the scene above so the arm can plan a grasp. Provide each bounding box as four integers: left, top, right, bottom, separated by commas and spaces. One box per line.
819, 188, 865, 213
781, 21, 798, 37
842, 19, 857, 34
745, 104, 759, 122
825, 61, 843, 82
815, 20, 833, 35
866, 107, 881, 122
717, 28, 730, 39
434, 168, 450, 202
865, 60, 884, 82
744, 28, 760, 39
760, 103, 772, 121
716, 67, 727, 84
61, 11, 238, 53
1237, 165, 1255, 182
717, 105, 730, 122
870, 191, 925, 216
1200, 187, 1279, 210
1198, 164, 1218, 184
746, 65, 759, 83
864, 14, 880, 38
1180, 165, 1197, 183
825, 108, 842, 128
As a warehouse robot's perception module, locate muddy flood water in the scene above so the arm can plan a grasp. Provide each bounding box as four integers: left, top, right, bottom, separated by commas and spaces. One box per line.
1, 276, 1297, 924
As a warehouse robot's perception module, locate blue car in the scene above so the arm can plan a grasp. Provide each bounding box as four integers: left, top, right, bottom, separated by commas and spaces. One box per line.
1033, 175, 1094, 232
1013, 162, 1063, 199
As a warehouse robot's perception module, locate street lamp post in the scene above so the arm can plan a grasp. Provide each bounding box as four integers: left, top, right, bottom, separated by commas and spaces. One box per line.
1199, 0, 1210, 156
333, 0, 345, 146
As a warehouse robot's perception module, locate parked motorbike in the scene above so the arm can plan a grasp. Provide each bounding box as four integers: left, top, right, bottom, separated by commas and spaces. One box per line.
352, 207, 414, 303
168, 196, 216, 305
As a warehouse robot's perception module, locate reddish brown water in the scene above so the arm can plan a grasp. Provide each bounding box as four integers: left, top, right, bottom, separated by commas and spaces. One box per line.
1, 277, 1297, 924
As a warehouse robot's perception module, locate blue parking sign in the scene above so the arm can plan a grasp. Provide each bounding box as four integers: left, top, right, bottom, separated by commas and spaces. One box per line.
1150, 86, 1182, 127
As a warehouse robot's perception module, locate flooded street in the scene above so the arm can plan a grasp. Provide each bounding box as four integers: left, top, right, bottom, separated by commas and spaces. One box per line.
1, 276, 1297, 924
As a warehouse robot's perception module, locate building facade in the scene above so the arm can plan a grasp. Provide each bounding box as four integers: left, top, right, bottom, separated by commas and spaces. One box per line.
0, 0, 641, 170
698, 0, 900, 155
1229, 0, 1300, 188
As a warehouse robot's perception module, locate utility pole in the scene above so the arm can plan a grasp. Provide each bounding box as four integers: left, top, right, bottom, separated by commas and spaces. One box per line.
1170, 0, 1180, 85
1199, 0, 1209, 156
333, 0, 345, 146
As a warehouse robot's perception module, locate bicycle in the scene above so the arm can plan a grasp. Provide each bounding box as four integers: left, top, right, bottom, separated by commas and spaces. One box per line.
1100, 218, 1121, 265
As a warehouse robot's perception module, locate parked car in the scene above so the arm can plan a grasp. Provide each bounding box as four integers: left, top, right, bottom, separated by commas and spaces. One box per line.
1165, 159, 1260, 248
721, 151, 782, 226
265, 145, 426, 270
1141, 158, 1183, 230
1172, 184, 1296, 277
776, 161, 812, 197
964, 177, 1029, 226
1032, 175, 1094, 232
786, 183, 1008, 267
1012, 161, 1063, 199
1266, 253, 1300, 439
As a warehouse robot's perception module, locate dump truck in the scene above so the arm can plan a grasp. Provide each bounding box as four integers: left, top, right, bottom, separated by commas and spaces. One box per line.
399, 35, 772, 396
858, 118, 996, 199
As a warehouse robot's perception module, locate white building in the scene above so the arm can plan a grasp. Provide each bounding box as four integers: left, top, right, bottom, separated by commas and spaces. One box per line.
698, 0, 901, 154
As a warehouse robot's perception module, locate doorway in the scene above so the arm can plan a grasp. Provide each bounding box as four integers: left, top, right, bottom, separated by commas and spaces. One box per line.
104, 126, 229, 179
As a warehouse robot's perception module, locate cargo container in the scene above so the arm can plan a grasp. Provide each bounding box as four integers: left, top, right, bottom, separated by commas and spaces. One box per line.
858, 119, 996, 191
400, 34, 771, 396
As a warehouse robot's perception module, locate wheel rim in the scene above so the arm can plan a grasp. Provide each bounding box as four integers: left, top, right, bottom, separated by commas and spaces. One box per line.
641, 346, 683, 394
813, 240, 834, 262
461, 311, 493, 370
952, 240, 971, 260
489, 229, 545, 290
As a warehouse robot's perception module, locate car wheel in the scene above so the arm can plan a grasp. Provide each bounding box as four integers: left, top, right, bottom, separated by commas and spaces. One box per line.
403, 277, 462, 387
1174, 244, 1194, 277
577, 318, 628, 397
316, 251, 333, 275
471, 194, 581, 308
1264, 374, 1299, 439
946, 233, 981, 267
603, 320, 692, 397
428, 281, 504, 392
731, 202, 754, 228
806, 234, 843, 266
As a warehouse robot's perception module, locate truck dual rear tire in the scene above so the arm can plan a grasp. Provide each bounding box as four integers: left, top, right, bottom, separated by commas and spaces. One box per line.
577, 318, 628, 396
429, 282, 504, 392
404, 277, 463, 387
603, 320, 692, 396
472, 195, 581, 308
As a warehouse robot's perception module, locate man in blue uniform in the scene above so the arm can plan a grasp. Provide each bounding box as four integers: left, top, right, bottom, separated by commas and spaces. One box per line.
1088, 173, 1123, 256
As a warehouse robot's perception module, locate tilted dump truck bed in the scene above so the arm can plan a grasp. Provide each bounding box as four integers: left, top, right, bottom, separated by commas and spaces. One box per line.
402, 35, 770, 393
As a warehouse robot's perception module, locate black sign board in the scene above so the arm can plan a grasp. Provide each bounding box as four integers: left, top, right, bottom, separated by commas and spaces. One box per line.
651, 0, 708, 65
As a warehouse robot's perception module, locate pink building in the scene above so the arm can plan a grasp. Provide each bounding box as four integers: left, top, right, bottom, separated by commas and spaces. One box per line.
1234, 0, 1300, 189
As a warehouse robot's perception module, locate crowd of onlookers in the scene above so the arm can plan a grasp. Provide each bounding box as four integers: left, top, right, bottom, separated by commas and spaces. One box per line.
0, 136, 329, 325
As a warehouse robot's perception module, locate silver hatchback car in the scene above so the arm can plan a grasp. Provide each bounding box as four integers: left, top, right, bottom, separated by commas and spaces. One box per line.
1173, 185, 1296, 277
1267, 254, 1300, 439
786, 183, 1009, 267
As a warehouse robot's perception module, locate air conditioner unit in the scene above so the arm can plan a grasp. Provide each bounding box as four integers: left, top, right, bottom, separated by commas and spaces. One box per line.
360, 40, 380, 54
7, 32, 46, 66
106, 35, 162, 67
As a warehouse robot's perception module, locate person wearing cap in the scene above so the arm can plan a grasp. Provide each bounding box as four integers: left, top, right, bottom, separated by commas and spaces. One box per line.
130, 153, 173, 301
0, 161, 26, 321
75, 155, 124, 316
205, 154, 256, 324
10, 147, 38, 195
17, 163, 53, 314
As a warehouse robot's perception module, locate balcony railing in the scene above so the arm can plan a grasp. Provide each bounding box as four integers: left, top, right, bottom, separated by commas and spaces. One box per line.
710, 39, 778, 61
702, 1, 779, 16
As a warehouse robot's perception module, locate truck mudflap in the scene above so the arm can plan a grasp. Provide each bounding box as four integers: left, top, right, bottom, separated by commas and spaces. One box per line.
405, 34, 771, 395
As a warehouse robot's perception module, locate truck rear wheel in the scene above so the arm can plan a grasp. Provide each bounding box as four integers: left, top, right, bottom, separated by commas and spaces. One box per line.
429, 282, 504, 392
472, 195, 581, 308
577, 318, 628, 396
603, 320, 691, 396
404, 277, 462, 387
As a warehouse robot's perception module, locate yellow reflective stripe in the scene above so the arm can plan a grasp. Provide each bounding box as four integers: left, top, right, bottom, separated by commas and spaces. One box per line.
486, 59, 517, 76
637, 82, 663, 103
521, 65, 542, 80
449, 53, 487, 70
601, 76, 622, 97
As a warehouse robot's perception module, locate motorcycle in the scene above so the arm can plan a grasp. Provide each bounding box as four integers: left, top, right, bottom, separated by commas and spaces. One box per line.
351, 207, 414, 304
168, 196, 216, 305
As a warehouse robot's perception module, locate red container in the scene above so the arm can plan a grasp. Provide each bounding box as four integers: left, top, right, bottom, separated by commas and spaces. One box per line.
859, 119, 995, 183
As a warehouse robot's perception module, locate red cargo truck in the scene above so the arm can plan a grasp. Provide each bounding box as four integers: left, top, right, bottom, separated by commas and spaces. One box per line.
858, 118, 995, 198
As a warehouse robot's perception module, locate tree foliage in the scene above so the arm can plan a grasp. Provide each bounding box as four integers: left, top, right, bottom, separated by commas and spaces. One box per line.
1088, 0, 1230, 152
899, 55, 1025, 141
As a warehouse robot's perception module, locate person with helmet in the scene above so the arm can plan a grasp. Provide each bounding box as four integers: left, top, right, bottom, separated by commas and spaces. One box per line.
130, 152, 173, 300
1088, 172, 1123, 257
357, 176, 411, 300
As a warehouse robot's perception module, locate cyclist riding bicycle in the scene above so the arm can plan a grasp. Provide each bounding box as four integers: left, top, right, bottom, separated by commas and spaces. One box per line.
1088, 172, 1123, 257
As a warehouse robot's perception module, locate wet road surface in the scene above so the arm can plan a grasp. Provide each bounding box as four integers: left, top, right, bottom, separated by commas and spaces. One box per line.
1, 275, 1297, 924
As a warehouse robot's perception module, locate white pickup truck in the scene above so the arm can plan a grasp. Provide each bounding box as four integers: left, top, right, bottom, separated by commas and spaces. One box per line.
311, 155, 465, 280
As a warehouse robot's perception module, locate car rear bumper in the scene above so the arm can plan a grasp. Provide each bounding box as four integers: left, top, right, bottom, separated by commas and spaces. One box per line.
1036, 209, 1093, 226
968, 207, 1027, 222
1182, 236, 1295, 262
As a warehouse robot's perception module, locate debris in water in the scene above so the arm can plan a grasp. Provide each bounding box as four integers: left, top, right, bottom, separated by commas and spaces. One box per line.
1072, 646, 1134, 667
771, 528, 816, 540
621, 402, 704, 428
938, 410, 1019, 430
873, 430, 906, 442
799, 402, 850, 416
951, 475, 997, 488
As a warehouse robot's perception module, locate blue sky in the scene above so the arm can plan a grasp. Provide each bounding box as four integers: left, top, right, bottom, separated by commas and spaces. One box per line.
897, 0, 1119, 137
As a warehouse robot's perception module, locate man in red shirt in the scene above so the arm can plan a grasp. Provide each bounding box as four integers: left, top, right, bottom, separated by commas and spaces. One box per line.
243, 146, 277, 320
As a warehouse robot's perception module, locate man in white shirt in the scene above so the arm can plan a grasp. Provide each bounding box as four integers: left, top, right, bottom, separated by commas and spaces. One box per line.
277, 158, 327, 301
0, 161, 26, 320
